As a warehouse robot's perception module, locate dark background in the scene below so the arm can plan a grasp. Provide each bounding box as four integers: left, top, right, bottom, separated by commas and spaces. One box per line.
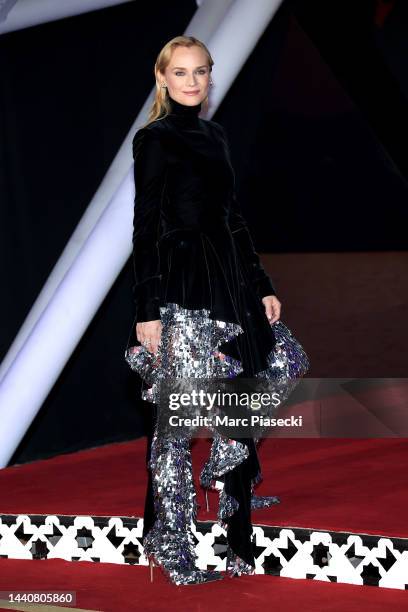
1, 0, 407, 465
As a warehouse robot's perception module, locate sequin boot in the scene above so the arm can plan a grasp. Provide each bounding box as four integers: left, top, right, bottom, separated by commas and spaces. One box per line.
143, 431, 224, 585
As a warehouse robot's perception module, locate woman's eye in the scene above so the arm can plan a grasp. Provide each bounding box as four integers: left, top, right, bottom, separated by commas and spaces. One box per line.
175, 70, 207, 76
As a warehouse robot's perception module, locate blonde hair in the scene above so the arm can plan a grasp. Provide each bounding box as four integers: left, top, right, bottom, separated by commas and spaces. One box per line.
140, 35, 214, 129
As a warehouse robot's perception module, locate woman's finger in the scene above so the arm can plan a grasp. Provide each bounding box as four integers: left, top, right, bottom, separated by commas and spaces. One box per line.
265, 303, 274, 321
270, 302, 281, 324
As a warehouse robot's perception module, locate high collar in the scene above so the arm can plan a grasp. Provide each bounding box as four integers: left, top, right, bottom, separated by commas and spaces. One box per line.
167, 95, 202, 120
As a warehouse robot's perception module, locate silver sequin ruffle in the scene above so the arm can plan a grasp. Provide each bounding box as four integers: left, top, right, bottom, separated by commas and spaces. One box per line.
125, 302, 244, 404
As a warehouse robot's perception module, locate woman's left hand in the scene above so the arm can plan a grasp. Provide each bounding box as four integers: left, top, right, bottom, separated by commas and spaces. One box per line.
261, 295, 281, 324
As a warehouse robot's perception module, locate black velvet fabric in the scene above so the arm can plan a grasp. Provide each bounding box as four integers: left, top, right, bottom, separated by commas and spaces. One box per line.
126, 94, 278, 377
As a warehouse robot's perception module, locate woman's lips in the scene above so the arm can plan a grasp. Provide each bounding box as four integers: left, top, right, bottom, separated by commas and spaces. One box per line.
184, 91, 200, 95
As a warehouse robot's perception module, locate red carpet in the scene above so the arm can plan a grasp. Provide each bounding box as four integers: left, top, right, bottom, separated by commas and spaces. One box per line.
0, 437, 407, 538
1, 437, 407, 610
0, 556, 407, 612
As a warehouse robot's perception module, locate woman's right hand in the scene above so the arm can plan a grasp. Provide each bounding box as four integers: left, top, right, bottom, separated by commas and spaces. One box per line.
136, 320, 162, 354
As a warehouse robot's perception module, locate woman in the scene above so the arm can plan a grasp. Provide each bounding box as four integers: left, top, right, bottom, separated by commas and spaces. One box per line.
125, 36, 309, 585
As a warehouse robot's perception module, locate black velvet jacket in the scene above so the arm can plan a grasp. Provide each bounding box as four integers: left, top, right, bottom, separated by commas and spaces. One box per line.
127, 95, 277, 374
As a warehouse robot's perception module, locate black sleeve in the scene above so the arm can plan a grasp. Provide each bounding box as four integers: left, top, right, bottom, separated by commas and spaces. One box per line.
216, 123, 277, 299
131, 127, 166, 322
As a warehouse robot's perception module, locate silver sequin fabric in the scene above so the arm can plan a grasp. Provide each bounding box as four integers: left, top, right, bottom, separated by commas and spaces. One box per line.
124, 301, 310, 575
125, 302, 244, 404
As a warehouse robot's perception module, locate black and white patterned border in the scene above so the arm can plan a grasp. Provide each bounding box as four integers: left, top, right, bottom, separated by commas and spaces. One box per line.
0, 514, 407, 589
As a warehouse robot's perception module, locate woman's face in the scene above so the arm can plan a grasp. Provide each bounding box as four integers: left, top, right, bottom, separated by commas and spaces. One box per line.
159, 45, 210, 106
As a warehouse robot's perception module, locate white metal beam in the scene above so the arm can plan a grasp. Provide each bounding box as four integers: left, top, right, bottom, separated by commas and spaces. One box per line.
0, 0, 135, 35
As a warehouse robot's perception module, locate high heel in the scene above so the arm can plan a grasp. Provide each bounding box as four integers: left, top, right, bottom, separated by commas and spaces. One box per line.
226, 546, 256, 578
205, 488, 209, 512
145, 551, 224, 585
149, 556, 155, 583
